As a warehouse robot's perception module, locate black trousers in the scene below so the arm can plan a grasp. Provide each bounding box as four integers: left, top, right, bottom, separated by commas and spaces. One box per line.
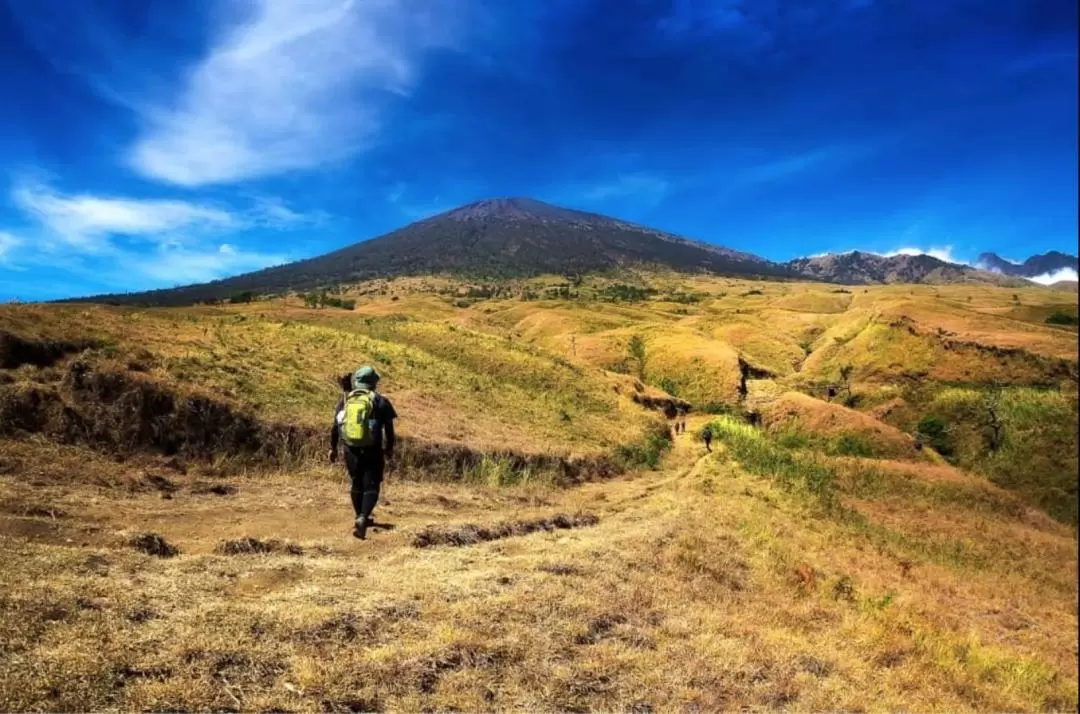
344, 447, 385, 520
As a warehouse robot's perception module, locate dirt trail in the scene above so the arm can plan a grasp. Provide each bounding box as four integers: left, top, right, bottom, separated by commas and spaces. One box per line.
0, 417, 711, 567
6, 415, 1073, 713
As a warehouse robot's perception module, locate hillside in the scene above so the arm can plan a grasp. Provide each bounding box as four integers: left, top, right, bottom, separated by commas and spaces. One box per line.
2, 273, 1077, 711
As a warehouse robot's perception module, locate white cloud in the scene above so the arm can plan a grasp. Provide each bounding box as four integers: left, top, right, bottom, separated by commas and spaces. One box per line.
8, 180, 302, 291
129, 0, 458, 186
249, 196, 328, 228
13, 180, 233, 250
805, 250, 856, 258
584, 173, 671, 204
1027, 268, 1079, 285
883, 246, 964, 265
132, 243, 285, 285
0, 232, 21, 263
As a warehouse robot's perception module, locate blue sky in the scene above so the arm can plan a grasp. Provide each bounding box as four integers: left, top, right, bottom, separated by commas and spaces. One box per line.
0, 0, 1076, 300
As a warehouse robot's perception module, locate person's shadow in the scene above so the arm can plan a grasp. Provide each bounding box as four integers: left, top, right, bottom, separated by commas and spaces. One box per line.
369, 521, 396, 532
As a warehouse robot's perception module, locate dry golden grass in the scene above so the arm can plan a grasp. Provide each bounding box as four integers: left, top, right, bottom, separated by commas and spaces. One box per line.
1, 273, 1077, 712
759, 391, 922, 459
1, 426, 1076, 712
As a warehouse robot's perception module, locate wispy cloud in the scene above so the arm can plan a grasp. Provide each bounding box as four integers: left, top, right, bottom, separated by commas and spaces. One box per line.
12, 180, 234, 251
6, 180, 295, 293
128, 0, 460, 186
131, 243, 286, 286
883, 246, 964, 265
0, 232, 21, 264
249, 196, 329, 229
1028, 268, 1079, 285
732, 144, 872, 189
583, 173, 670, 205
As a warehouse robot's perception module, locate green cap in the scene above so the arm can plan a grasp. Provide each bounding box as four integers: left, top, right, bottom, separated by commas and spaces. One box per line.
354, 366, 380, 387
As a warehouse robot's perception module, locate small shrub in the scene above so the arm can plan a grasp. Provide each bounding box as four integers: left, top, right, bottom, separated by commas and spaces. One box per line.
828, 433, 875, 458
777, 429, 811, 450
129, 533, 179, 558
742, 289, 764, 296
228, 291, 255, 304
617, 431, 672, 470
656, 376, 680, 397
842, 392, 862, 408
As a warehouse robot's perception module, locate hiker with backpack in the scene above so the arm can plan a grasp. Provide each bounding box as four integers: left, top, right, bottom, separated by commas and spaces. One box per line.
702, 424, 713, 452
329, 366, 398, 539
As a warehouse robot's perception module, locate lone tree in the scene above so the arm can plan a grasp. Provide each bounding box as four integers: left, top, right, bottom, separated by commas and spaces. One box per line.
838, 364, 854, 393
982, 386, 1005, 453
628, 334, 648, 382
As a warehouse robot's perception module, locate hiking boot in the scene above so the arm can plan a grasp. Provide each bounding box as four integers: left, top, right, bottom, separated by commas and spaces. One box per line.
353, 516, 369, 540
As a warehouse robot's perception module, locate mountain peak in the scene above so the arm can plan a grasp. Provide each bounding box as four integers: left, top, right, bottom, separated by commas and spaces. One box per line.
442, 197, 596, 223
977, 251, 1078, 278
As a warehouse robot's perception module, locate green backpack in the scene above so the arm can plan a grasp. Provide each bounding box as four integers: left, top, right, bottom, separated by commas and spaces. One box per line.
341, 388, 378, 448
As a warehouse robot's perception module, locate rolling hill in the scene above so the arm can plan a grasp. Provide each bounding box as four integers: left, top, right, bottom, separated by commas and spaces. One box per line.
2, 272, 1077, 711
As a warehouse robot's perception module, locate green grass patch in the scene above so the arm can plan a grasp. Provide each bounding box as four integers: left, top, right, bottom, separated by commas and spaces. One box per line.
924, 387, 1078, 524
616, 429, 672, 470
707, 417, 839, 511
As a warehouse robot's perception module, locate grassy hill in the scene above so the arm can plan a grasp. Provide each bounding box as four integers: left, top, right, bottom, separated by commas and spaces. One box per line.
1, 273, 1077, 711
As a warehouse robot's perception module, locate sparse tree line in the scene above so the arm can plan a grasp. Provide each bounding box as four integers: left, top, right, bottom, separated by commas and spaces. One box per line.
300, 291, 356, 310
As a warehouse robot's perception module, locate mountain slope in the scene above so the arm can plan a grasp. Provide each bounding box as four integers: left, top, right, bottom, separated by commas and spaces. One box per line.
978, 251, 1079, 278
787, 251, 1016, 285
87, 198, 786, 306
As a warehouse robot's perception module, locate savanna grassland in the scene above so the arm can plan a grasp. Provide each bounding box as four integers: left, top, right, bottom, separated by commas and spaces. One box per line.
1, 272, 1077, 712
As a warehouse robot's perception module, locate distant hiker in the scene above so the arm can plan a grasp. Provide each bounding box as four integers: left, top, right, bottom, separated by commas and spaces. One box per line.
703, 425, 713, 452
330, 366, 398, 540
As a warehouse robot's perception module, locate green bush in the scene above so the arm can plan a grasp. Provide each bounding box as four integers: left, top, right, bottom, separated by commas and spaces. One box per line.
655, 376, 680, 397
916, 415, 952, 456
828, 433, 875, 458
616, 430, 672, 470
229, 291, 255, 304
1045, 311, 1078, 326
